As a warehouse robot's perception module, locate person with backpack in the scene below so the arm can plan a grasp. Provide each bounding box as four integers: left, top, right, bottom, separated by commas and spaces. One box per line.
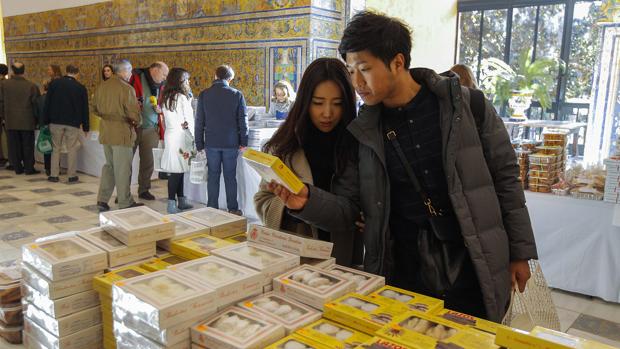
265, 11, 537, 322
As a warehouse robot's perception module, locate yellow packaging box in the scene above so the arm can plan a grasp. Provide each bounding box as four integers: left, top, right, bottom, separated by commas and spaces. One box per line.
325, 264, 385, 295
93, 265, 151, 298
104, 337, 116, 349
243, 148, 304, 194
225, 232, 247, 244
433, 308, 505, 335
140, 254, 189, 271
354, 336, 414, 349
323, 293, 409, 335
265, 333, 330, 349
296, 318, 372, 349
495, 326, 618, 349
170, 233, 233, 260
157, 214, 211, 250
376, 311, 499, 349
368, 285, 444, 314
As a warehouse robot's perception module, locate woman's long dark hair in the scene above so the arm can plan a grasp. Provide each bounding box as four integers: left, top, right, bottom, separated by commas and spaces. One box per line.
263, 58, 357, 175
161, 68, 190, 112
101, 64, 113, 81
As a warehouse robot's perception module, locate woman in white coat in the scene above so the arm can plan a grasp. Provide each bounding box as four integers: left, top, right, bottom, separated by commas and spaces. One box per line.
160, 68, 195, 213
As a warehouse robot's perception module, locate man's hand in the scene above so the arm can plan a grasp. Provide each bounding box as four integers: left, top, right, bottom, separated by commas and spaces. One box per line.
510, 260, 531, 293
267, 181, 308, 210
239, 146, 247, 152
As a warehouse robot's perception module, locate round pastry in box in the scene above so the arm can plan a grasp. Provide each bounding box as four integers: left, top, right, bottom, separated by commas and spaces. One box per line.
239, 292, 322, 334
324, 265, 385, 295
264, 333, 330, 349
0, 302, 22, 326
295, 318, 372, 349
0, 319, 22, 344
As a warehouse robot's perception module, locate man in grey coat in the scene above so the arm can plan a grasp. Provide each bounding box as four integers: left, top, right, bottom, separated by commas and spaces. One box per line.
267, 11, 537, 322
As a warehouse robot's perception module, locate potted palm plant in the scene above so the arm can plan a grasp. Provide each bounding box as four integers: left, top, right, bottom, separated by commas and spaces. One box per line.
479, 49, 565, 120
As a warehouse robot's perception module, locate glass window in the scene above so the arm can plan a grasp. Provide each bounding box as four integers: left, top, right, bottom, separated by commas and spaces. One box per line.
510, 6, 537, 68
481, 9, 508, 63
457, 11, 482, 77
536, 4, 566, 60
566, 1, 603, 101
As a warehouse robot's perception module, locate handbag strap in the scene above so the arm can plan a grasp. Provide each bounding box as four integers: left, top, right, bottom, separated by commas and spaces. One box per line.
384, 120, 441, 217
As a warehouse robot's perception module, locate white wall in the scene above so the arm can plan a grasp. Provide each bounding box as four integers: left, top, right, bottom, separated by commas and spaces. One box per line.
1, 0, 108, 17
365, 0, 458, 72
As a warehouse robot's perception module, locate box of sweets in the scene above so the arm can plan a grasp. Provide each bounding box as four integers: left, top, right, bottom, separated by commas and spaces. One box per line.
300, 257, 336, 269
170, 256, 262, 307
238, 292, 322, 334
368, 285, 444, 314
190, 306, 285, 349
157, 214, 211, 251
224, 232, 247, 244
0, 264, 21, 305
114, 306, 207, 346
112, 270, 216, 330
273, 265, 356, 310
114, 320, 191, 349
264, 333, 331, 349
23, 302, 101, 337
296, 318, 372, 349
21, 284, 99, 318
433, 308, 505, 335
180, 207, 247, 238
353, 336, 415, 349
212, 242, 300, 286
78, 227, 156, 268
100, 206, 175, 246
170, 233, 234, 260
495, 326, 617, 349
247, 224, 333, 259
21, 262, 101, 300
23, 319, 102, 349
92, 265, 151, 299
22, 237, 107, 281
141, 254, 189, 271
375, 311, 498, 349
325, 264, 385, 295
323, 293, 409, 335
242, 149, 305, 194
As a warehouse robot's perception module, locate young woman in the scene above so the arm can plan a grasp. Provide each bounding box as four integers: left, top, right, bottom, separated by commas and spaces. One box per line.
254, 58, 362, 266
267, 80, 296, 120
160, 68, 195, 213
101, 64, 114, 81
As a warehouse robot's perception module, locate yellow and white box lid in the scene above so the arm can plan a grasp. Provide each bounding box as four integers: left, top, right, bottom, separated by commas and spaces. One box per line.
247, 224, 333, 259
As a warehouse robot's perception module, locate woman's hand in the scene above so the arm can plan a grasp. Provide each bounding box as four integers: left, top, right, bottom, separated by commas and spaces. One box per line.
181, 121, 188, 129
182, 152, 190, 160
267, 181, 309, 210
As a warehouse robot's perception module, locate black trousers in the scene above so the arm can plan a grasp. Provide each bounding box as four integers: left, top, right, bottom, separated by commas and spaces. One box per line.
167, 173, 185, 200
391, 234, 487, 319
7, 130, 35, 173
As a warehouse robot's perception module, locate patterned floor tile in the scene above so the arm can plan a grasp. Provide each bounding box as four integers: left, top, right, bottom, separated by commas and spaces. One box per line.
37, 200, 65, 207
0, 212, 26, 220
80, 204, 101, 213
31, 188, 54, 193
0, 195, 19, 203
0, 230, 34, 242
45, 215, 76, 224
26, 178, 48, 183
0, 176, 12, 180
71, 190, 96, 197
0, 185, 16, 190
570, 314, 620, 341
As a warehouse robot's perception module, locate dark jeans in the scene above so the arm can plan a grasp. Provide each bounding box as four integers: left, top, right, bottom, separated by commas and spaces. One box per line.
206, 148, 239, 211
167, 173, 185, 200
7, 130, 35, 173
44, 153, 51, 173
392, 233, 487, 319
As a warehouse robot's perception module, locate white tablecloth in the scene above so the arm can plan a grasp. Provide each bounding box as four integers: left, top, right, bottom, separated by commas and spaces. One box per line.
526, 192, 620, 302
184, 154, 261, 220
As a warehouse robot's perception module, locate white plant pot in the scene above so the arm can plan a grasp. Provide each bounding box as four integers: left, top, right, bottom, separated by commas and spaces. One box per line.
508, 90, 534, 121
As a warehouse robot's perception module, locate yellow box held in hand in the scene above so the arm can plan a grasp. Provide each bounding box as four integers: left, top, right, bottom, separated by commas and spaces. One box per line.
93, 265, 151, 298
495, 326, 618, 349
243, 148, 304, 194
368, 285, 444, 314
376, 311, 499, 349
296, 318, 372, 349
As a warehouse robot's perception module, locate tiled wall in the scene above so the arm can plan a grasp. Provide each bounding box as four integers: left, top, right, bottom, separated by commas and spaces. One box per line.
3, 0, 344, 107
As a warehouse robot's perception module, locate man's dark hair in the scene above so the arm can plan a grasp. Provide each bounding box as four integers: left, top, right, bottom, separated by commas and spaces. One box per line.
215, 65, 234, 80
0, 64, 8, 76
11, 62, 25, 75
339, 10, 412, 69
66, 65, 79, 75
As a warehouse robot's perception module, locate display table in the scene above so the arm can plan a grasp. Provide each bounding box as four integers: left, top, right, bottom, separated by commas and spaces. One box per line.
503, 119, 587, 156
525, 191, 620, 302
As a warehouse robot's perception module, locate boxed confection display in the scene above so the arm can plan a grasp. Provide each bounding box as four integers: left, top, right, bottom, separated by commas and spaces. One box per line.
246, 224, 333, 259
22, 262, 101, 300
296, 318, 372, 349
170, 233, 234, 259
22, 237, 107, 281
99, 206, 175, 245
23, 318, 102, 349
212, 242, 300, 286
354, 336, 411, 349
325, 264, 385, 295
238, 292, 322, 334
114, 320, 192, 349
224, 232, 247, 244
93, 265, 152, 299
22, 285, 99, 318
191, 306, 285, 349
273, 265, 356, 310
141, 254, 189, 272
157, 215, 211, 251
0, 266, 22, 305
495, 326, 617, 349
0, 318, 22, 344
300, 257, 336, 269
0, 302, 23, 326
323, 293, 409, 334
170, 256, 262, 308
23, 302, 101, 338
368, 285, 444, 314
78, 227, 156, 268
180, 207, 247, 238
433, 308, 504, 336
112, 270, 216, 330
242, 149, 305, 194
264, 333, 330, 349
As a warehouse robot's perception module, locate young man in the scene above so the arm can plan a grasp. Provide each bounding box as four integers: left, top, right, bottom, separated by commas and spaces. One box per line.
268, 11, 537, 322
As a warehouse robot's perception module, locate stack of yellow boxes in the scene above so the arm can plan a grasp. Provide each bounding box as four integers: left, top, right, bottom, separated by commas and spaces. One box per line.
93, 265, 152, 349
529, 132, 569, 193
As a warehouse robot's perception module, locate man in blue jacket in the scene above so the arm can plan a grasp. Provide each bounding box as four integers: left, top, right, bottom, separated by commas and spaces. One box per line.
195, 65, 248, 215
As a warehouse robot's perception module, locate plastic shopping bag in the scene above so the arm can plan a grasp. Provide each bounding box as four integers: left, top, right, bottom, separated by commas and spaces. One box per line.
36, 126, 53, 154
190, 151, 207, 184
